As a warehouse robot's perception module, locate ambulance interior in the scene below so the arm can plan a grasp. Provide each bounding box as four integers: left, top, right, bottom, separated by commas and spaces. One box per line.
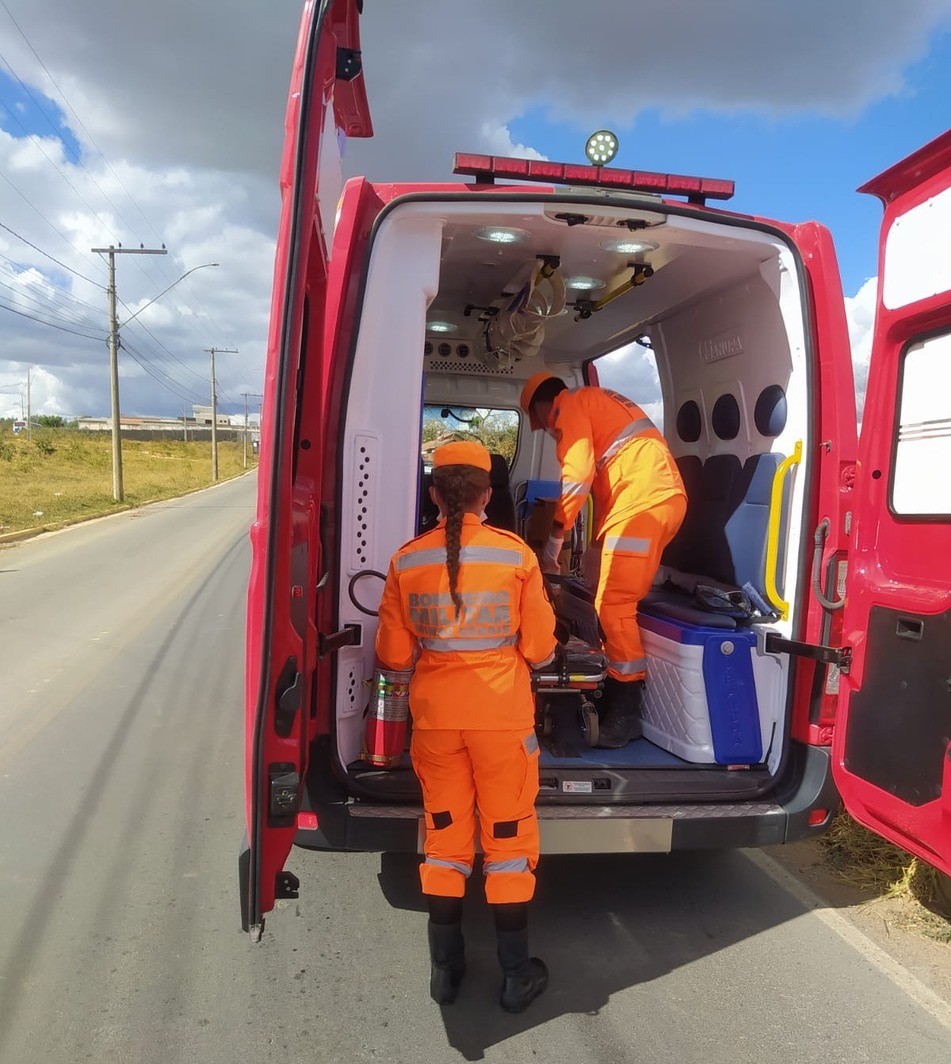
337, 195, 811, 803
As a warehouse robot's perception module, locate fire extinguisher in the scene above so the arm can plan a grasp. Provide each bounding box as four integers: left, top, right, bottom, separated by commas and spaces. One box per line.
361, 666, 413, 768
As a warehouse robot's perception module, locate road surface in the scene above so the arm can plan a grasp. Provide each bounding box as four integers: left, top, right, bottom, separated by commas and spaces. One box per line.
0, 474, 948, 1063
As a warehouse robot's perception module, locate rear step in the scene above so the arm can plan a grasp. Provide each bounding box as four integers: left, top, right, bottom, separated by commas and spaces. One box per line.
349, 800, 786, 853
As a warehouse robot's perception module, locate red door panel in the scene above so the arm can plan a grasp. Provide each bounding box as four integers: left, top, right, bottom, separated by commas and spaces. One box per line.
833, 129, 951, 876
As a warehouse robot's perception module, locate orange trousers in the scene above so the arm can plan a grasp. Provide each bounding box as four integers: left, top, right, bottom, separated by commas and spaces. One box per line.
411, 728, 540, 904
596, 493, 687, 682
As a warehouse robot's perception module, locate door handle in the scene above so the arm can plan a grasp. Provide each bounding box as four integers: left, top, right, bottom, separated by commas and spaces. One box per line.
896, 617, 924, 641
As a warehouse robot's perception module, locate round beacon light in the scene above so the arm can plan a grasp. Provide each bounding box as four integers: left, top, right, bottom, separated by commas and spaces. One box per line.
585, 130, 619, 167
427, 320, 457, 333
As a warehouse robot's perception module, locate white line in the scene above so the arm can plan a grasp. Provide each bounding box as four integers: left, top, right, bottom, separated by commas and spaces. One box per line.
744, 849, 951, 1033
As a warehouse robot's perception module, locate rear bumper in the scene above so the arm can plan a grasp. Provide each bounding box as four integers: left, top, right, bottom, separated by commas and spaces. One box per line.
296, 742, 839, 855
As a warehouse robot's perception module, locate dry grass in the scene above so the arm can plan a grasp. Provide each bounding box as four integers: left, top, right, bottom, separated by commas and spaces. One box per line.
0, 428, 256, 535
820, 810, 951, 942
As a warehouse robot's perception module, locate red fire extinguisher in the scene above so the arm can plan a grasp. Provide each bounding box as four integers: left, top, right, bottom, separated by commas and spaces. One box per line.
361, 666, 413, 768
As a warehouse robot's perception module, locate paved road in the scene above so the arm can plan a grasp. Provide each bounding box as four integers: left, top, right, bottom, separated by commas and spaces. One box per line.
0, 475, 948, 1063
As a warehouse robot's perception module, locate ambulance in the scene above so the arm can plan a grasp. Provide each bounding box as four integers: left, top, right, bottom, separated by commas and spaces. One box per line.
240, 0, 951, 937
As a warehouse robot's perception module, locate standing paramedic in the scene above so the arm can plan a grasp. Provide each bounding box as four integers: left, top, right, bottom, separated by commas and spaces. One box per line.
375, 440, 558, 1013
519, 373, 688, 748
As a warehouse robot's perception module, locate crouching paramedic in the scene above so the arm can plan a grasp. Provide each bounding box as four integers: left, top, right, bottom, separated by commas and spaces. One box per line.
375, 440, 558, 1013
519, 374, 687, 748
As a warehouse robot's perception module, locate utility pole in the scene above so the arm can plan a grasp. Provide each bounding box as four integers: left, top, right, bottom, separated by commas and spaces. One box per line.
182, 404, 188, 442
243, 392, 249, 469
26, 367, 31, 439
91, 244, 169, 501
205, 347, 238, 481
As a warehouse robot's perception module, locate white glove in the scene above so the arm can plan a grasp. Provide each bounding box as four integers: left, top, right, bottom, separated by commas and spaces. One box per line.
541, 533, 564, 573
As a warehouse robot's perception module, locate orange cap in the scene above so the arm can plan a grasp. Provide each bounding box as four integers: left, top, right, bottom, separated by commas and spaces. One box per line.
519, 371, 559, 430
432, 440, 492, 472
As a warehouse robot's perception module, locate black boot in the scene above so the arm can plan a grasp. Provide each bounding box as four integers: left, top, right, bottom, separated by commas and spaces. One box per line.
494, 905, 548, 1013
596, 677, 644, 748
427, 920, 466, 1005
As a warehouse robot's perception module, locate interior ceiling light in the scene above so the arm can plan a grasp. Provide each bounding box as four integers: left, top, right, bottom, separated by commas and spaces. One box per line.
427, 320, 457, 333
565, 276, 606, 291
473, 226, 530, 244
601, 238, 658, 255
585, 130, 619, 167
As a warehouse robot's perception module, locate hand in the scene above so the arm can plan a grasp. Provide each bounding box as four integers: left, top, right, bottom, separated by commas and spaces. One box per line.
541, 533, 564, 574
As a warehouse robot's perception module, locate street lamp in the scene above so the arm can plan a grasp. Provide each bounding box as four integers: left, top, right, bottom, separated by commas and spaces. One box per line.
119, 262, 219, 328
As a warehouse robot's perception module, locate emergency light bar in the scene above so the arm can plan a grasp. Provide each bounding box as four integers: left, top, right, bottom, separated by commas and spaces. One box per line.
453, 153, 735, 204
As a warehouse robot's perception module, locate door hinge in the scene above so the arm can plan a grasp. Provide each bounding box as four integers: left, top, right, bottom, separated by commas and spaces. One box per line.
318, 623, 362, 658
336, 47, 362, 82
274, 657, 302, 738
268, 762, 300, 826
765, 633, 852, 673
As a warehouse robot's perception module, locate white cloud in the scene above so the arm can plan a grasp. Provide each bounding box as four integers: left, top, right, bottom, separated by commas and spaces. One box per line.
844, 276, 879, 421
1, 0, 948, 418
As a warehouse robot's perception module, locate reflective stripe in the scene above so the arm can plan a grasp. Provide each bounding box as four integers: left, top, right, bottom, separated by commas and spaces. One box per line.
610, 658, 648, 675
596, 416, 655, 471
396, 546, 523, 572
425, 857, 472, 877
523, 733, 539, 755
561, 478, 591, 499
528, 651, 555, 670
603, 535, 651, 555
484, 858, 530, 875
420, 635, 519, 653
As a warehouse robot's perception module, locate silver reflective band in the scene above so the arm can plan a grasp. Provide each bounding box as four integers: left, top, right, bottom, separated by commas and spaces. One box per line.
523, 733, 539, 755
397, 546, 523, 572
484, 858, 530, 875
596, 417, 655, 470
561, 478, 592, 499
420, 635, 519, 653
610, 658, 648, 675
425, 857, 472, 877
603, 535, 651, 555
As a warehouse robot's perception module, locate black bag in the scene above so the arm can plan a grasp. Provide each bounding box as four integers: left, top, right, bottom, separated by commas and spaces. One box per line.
693, 584, 757, 623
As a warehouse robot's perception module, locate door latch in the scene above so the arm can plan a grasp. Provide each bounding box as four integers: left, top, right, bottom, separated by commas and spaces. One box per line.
765, 633, 852, 673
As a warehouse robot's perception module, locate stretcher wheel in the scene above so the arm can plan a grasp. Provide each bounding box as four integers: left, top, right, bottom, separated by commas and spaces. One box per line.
580, 702, 599, 747
542, 712, 552, 738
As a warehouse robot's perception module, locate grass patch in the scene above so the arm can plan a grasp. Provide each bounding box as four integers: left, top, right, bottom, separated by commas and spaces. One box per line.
820, 810, 951, 942
0, 428, 256, 535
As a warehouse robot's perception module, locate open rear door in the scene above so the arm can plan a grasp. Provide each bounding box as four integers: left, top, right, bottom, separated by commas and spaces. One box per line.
832, 129, 951, 876
240, 0, 371, 938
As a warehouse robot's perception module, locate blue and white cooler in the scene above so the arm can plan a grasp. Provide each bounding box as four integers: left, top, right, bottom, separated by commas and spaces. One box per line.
637, 612, 775, 765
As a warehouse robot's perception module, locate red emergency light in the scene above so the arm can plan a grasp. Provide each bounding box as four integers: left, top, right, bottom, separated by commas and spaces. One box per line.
453, 153, 735, 204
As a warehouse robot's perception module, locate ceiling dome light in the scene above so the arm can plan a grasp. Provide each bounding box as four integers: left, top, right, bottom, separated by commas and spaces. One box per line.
565, 276, 606, 291
473, 226, 531, 244
601, 238, 658, 255
585, 130, 619, 167
427, 320, 457, 333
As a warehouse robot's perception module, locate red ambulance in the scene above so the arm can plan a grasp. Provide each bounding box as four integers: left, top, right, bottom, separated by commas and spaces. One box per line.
240, 0, 951, 937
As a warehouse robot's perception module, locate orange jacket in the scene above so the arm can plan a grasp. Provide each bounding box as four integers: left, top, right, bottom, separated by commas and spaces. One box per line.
551, 387, 686, 535
375, 514, 557, 730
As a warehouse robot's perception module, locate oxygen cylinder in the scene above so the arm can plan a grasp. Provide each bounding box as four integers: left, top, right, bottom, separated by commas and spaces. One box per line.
361, 666, 413, 768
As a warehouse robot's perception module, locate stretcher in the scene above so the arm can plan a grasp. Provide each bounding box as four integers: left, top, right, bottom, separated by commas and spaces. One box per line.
533, 572, 608, 751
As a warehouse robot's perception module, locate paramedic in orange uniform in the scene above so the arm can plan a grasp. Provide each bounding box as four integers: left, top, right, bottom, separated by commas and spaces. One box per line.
519, 374, 687, 747
375, 440, 557, 1013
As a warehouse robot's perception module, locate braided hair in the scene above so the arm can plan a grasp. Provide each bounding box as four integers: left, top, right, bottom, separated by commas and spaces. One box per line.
431, 463, 490, 620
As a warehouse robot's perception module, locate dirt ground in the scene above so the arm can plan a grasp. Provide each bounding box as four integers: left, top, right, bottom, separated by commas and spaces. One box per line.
766, 838, 951, 1005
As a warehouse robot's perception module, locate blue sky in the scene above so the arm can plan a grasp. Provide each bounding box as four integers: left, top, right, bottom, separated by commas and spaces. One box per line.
0, 66, 81, 165
508, 29, 951, 296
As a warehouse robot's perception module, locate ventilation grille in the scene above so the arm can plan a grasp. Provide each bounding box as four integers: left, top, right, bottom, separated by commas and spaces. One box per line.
351, 434, 377, 570
427, 359, 516, 376
342, 664, 363, 718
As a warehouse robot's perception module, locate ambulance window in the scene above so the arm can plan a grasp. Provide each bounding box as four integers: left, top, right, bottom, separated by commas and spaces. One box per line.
676, 400, 702, 442
421, 405, 520, 469
891, 331, 951, 516
712, 393, 741, 440
593, 341, 663, 430
754, 385, 787, 437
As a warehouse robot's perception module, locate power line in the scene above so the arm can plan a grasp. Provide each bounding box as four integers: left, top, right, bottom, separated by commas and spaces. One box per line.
0, 279, 102, 333
0, 221, 105, 288
0, 297, 102, 340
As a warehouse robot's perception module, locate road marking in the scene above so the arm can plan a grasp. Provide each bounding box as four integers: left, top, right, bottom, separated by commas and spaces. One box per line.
744, 849, 951, 1033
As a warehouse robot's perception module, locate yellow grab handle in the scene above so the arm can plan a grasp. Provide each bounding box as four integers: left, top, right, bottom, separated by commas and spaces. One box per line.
764, 440, 802, 621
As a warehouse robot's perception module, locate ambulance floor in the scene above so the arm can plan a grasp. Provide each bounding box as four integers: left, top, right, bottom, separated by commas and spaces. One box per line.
538, 736, 691, 769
